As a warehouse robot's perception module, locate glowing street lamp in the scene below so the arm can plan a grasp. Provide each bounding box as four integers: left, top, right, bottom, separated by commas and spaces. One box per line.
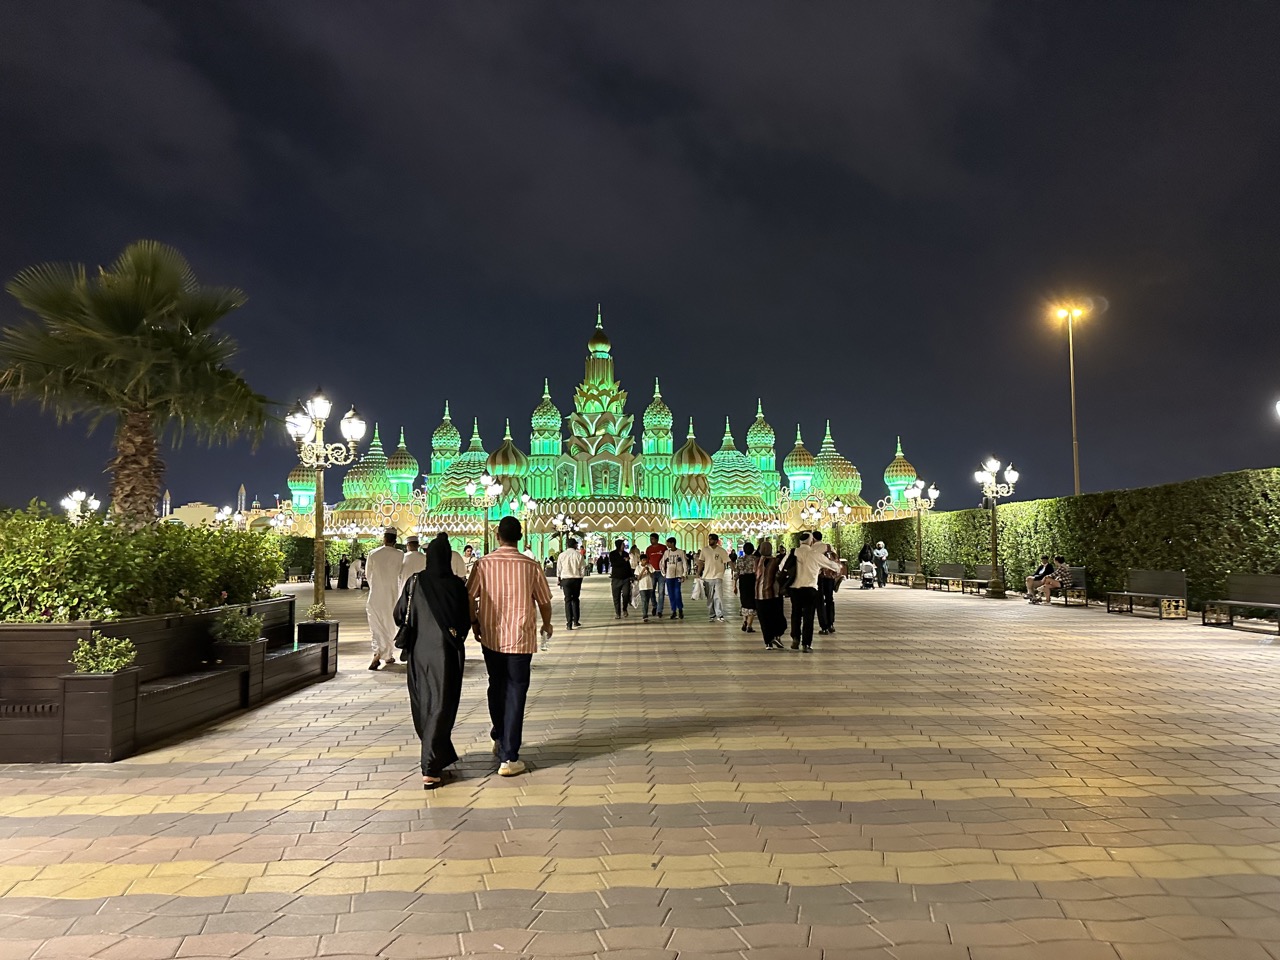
799, 503, 823, 528
1052, 301, 1090, 496
464, 473, 503, 554
60, 490, 100, 524
285, 388, 366, 608
826, 497, 853, 557
974, 458, 1019, 598
903, 480, 940, 589
552, 511, 581, 551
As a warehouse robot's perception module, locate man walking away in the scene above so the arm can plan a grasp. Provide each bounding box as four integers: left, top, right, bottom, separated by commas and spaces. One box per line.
608, 538, 634, 618
696, 533, 731, 622
645, 533, 667, 617
661, 537, 688, 619
813, 531, 840, 635
468, 516, 553, 777
365, 529, 404, 670
789, 531, 842, 652
400, 534, 426, 590
556, 536, 585, 628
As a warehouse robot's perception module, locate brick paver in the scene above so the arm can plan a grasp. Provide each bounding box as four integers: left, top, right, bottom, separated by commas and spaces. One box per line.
5, 579, 1280, 957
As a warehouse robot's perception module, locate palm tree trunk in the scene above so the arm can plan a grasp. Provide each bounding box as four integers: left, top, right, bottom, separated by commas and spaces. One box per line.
109, 409, 163, 526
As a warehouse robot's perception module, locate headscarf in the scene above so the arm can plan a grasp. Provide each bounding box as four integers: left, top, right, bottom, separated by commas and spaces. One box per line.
422, 533, 471, 641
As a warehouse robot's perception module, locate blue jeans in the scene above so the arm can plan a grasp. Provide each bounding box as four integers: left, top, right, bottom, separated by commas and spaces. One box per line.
666, 577, 684, 611
652, 572, 665, 614
481, 646, 532, 762
704, 578, 724, 618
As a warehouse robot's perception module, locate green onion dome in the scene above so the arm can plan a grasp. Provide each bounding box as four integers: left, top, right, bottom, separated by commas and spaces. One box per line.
530, 379, 561, 435
672, 418, 713, 475
486, 419, 529, 477
385, 427, 419, 484
709, 417, 763, 496
745, 398, 775, 450
439, 419, 490, 499
287, 463, 315, 492
812, 420, 861, 497
883, 437, 917, 489
431, 401, 462, 456
643, 377, 673, 432
782, 424, 816, 479
587, 307, 611, 356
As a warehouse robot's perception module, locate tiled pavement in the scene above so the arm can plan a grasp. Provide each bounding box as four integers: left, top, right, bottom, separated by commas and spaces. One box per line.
5, 580, 1280, 959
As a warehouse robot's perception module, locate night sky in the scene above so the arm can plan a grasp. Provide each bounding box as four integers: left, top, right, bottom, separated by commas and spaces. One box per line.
3, 1, 1279, 512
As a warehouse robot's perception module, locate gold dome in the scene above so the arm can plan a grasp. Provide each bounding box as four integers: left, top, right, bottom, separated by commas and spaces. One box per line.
672, 418, 713, 475
486, 420, 530, 477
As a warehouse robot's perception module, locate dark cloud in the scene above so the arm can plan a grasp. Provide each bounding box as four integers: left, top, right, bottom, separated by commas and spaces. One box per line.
1, 0, 1279, 511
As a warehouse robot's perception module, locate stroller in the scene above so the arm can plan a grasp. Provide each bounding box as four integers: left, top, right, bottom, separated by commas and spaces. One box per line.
859, 559, 878, 589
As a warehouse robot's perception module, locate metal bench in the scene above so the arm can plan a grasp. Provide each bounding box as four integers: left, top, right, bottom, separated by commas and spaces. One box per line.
926, 563, 967, 592
1107, 569, 1187, 619
962, 564, 1004, 596
1048, 566, 1089, 607
887, 561, 919, 586
1203, 573, 1280, 634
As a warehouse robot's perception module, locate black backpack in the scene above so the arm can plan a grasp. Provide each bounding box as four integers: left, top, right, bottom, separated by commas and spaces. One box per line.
776, 551, 798, 591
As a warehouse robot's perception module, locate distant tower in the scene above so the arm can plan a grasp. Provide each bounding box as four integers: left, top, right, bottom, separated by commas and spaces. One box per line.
162, 489, 171, 517
883, 437, 918, 507
427, 402, 462, 508
745, 399, 779, 501
386, 428, 420, 502
528, 379, 562, 501
671, 418, 713, 521
782, 425, 816, 495
251, 493, 261, 510
487, 419, 531, 502
237, 484, 246, 514
641, 378, 674, 501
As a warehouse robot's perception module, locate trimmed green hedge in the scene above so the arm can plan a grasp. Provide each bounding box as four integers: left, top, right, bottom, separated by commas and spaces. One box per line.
0, 505, 284, 622
271, 535, 363, 577
832, 467, 1280, 608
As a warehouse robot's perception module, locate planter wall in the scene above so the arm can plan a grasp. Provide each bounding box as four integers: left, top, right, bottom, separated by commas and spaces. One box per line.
0, 595, 328, 763
296, 620, 340, 677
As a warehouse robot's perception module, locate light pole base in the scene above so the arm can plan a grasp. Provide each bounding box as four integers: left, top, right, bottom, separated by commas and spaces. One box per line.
986, 577, 1007, 599
910, 574, 926, 589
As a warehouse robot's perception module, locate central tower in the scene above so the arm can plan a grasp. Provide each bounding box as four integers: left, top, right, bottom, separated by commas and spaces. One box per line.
564, 306, 637, 495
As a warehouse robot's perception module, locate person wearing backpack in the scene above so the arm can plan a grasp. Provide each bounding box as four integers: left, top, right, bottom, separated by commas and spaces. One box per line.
789, 531, 842, 652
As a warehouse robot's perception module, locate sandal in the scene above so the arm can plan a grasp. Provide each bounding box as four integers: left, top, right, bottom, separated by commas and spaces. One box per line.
423, 773, 450, 790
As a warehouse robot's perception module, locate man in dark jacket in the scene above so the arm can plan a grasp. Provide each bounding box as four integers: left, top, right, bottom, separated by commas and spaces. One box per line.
1025, 555, 1054, 603
609, 539, 634, 618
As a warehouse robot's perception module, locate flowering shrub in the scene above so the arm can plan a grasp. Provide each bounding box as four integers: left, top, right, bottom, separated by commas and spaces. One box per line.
70, 631, 138, 673
0, 504, 284, 623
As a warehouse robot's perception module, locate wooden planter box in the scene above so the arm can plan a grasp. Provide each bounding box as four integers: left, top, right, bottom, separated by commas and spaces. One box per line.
0, 596, 311, 763
296, 620, 340, 677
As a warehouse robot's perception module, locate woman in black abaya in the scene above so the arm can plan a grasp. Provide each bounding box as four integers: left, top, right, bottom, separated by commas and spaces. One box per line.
394, 532, 471, 788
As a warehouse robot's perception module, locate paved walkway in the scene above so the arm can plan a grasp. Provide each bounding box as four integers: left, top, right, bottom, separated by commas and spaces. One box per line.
4, 579, 1280, 959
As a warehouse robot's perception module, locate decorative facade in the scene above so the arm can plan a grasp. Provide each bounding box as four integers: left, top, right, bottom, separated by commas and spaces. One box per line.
272, 312, 918, 553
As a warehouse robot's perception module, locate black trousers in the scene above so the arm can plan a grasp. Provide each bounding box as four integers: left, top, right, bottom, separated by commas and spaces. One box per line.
561, 578, 582, 625
611, 577, 631, 615
407, 630, 464, 776
817, 578, 836, 631
758, 597, 786, 642
482, 646, 533, 763
874, 558, 888, 587
790, 587, 819, 647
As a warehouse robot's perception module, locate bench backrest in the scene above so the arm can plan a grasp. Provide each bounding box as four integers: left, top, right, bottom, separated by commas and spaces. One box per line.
1226, 573, 1280, 605
902, 561, 919, 575
973, 564, 1004, 580
1127, 569, 1186, 598
937, 563, 966, 578
1066, 566, 1087, 588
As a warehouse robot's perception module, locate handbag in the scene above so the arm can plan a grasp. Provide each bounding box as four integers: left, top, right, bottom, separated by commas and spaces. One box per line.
690, 578, 704, 600
393, 574, 419, 659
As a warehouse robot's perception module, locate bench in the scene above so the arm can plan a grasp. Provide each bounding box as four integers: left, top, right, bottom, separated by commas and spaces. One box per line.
1046, 566, 1089, 607
887, 561, 919, 586
1107, 569, 1187, 619
286, 566, 303, 582
927, 563, 967, 592
962, 564, 1004, 596
1203, 573, 1280, 634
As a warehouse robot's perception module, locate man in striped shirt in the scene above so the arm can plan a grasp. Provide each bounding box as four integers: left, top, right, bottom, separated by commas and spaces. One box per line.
467, 515, 553, 777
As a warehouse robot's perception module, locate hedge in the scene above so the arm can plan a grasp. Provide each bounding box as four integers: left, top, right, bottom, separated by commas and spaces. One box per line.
271, 535, 364, 577
0, 505, 284, 622
831, 467, 1280, 609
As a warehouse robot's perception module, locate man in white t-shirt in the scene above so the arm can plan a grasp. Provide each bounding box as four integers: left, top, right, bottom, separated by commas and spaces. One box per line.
695, 534, 732, 622
660, 537, 688, 620
555, 537, 586, 629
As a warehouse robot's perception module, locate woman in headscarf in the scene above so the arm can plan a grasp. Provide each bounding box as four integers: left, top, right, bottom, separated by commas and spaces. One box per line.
394, 532, 471, 789
754, 540, 786, 650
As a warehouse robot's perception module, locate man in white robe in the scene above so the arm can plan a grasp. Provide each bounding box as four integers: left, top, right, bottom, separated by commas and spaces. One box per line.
400, 534, 426, 589
365, 529, 404, 670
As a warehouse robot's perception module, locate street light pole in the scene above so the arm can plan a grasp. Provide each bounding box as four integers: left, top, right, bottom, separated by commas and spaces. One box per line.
465, 474, 503, 554
903, 480, 939, 589
1054, 303, 1087, 496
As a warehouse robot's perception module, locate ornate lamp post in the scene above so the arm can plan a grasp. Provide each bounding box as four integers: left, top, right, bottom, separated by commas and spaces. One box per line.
60, 490, 100, 524
285, 389, 366, 608
1052, 301, 1090, 496
464, 473, 503, 554
826, 497, 852, 558
974, 458, 1019, 599
552, 511, 582, 551
903, 479, 939, 589
799, 503, 823, 529
509, 492, 539, 554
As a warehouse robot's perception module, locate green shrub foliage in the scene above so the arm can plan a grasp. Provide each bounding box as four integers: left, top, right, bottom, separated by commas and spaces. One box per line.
70, 631, 138, 673
270, 535, 362, 578
210, 609, 265, 644
834, 467, 1280, 608
0, 505, 284, 622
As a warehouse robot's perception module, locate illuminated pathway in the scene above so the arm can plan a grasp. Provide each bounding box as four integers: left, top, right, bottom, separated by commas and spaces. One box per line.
5, 579, 1280, 959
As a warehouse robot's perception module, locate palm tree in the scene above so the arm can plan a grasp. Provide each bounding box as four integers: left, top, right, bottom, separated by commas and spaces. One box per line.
0, 240, 269, 526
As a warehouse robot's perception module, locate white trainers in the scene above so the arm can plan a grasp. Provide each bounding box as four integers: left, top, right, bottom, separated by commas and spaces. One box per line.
499, 760, 527, 777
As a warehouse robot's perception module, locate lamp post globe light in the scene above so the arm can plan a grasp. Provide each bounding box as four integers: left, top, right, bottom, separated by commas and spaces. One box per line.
285, 388, 366, 608
508, 492, 539, 555
799, 503, 823, 529
464, 473, 503, 554
60, 490, 101, 524
903, 479, 939, 589
826, 497, 852, 558
974, 457, 1019, 599
1052, 301, 1090, 496
552, 511, 582, 551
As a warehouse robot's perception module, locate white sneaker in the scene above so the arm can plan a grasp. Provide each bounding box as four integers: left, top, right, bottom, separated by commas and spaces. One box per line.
499, 760, 527, 777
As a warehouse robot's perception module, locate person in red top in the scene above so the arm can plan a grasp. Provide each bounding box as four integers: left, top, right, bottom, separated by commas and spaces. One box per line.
644, 532, 668, 618
467, 515, 553, 777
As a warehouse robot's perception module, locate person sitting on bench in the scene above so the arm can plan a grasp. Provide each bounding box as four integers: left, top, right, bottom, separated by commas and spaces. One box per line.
1033, 555, 1072, 605
1025, 555, 1054, 604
